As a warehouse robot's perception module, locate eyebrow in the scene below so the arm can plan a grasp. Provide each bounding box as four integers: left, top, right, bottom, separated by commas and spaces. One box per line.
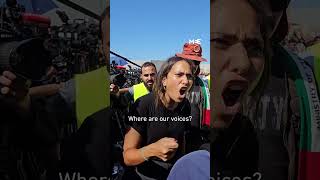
211, 32, 263, 44
143, 73, 155, 75
211, 32, 238, 42
174, 71, 192, 75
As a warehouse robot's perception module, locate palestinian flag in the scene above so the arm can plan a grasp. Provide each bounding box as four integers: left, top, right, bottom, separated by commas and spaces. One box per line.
307, 43, 320, 93
280, 46, 320, 180
198, 77, 210, 127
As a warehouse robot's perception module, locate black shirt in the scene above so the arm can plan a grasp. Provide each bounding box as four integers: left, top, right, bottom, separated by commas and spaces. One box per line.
243, 45, 293, 180
129, 93, 191, 179
211, 114, 259, 179
60, 108, 113, 178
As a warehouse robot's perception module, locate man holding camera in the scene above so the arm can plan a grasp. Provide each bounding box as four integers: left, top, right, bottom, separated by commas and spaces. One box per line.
110, 62, 157, 102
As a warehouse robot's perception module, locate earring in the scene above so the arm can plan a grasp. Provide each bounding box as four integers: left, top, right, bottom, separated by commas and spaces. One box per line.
164, 86, 166, 90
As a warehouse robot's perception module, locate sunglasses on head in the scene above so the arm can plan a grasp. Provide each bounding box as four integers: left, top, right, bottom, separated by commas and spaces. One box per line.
269, 0, 290, 12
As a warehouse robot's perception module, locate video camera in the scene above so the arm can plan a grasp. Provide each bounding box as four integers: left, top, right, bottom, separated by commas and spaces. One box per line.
46, 10, 103, 83
0, 0, 104, 86
0, 0, 52, 87
110, 61, 140, 88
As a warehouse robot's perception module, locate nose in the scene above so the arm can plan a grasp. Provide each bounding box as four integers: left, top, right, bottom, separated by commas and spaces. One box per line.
228, 42, 251, 75
147, 75, 153, 81
181, 74, 190, 86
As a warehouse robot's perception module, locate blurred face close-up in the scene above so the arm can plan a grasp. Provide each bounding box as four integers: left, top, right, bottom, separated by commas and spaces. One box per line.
141, 66, 156, 90
211, 0, 265, 128
162, 60, 193, 104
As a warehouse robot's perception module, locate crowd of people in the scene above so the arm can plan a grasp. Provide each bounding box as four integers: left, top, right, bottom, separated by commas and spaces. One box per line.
110, 42, 211, 179
110, 0, 320, 180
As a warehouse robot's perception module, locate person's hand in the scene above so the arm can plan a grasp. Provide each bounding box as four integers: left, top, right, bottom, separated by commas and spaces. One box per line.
151, 137, 179, 162
0, 71, 30, 111
110, 83, 120, 96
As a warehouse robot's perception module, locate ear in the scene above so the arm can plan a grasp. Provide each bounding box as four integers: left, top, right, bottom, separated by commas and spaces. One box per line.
162, 77, 167, 87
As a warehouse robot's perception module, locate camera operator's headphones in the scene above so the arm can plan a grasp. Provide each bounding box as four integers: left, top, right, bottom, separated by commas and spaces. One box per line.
270, 0, 291, 43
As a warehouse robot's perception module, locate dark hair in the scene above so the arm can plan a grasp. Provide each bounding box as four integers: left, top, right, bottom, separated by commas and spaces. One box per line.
246, 0, 271, 96
140, 62, 157, 74
153, 56, 194, 108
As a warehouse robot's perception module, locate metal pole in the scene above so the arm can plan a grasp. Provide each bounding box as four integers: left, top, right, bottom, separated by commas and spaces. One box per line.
110, 51, 141, 68
55, 0, 100, 20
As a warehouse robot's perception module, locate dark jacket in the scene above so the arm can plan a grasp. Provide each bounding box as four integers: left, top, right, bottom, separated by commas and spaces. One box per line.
211, 114, 259, 179
0, 93, 72, 180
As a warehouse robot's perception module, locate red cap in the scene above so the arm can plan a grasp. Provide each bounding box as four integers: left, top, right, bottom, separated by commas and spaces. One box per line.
176, 43, 207, 62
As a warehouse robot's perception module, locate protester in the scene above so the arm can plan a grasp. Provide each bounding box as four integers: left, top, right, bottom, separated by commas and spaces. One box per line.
176, 43, 210, 128
167, 0, 270, 178
123, 56, 194, 180
243, 0, 320, 179
210, 0, 270, 178
175, 43, 210, 152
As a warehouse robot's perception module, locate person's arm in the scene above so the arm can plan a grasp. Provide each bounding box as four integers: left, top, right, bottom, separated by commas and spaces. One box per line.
119, 87, 129, 94
123, 127, 150, 166
29, 83, 64, 97
123, 127, 179, 166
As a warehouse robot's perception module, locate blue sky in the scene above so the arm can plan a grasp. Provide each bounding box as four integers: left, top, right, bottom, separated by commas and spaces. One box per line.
291, 0, 320, 8
110, 0, 210, 64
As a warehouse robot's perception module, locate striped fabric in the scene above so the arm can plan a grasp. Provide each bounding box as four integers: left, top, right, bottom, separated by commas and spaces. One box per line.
197, 77, 210, 127
307, 43, 320, 94
280, 46, 320, 180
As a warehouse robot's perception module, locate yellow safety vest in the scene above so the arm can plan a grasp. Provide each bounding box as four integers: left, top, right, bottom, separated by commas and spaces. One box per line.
75, 66, 109, 128
133, 82, 149, 102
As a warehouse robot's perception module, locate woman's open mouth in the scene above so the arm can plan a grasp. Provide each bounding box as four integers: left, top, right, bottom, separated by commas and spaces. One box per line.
222, 81, 248, 107
179, 87, 188, 98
